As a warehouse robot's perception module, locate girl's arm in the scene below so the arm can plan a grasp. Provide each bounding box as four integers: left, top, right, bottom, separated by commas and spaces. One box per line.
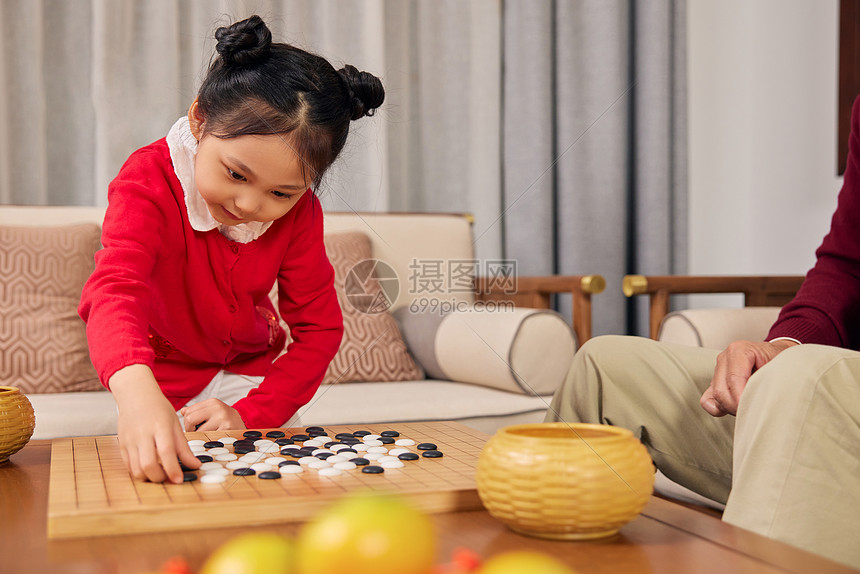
232, 196, 344, 428
110, 364, 201, 483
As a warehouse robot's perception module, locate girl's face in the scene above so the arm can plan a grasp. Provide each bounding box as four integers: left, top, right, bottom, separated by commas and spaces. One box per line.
189, 105, 310, 226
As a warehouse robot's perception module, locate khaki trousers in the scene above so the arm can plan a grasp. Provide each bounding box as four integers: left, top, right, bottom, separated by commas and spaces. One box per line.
546, 336, 860, 569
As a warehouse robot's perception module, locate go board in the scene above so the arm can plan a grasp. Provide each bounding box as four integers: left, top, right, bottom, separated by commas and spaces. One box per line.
47, 421, 488, 539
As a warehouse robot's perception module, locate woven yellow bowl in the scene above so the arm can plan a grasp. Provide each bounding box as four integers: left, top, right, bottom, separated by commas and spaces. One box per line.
0, 386, 36, 463
476, 422, 654, 540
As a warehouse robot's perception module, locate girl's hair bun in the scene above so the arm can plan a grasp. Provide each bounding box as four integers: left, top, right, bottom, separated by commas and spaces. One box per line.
215, 15, 272, 67
337, 64, 385, 120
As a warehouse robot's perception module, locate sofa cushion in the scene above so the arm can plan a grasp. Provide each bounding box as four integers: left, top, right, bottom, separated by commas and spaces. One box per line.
0, 224, 101, 393
395, 307, 574, 396
320, 231, 423, 385
658, 307, 782, 349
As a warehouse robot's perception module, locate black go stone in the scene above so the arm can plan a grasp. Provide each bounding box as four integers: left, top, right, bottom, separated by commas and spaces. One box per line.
341, 438, 361, 445
243, 430, 263, 438
288, 450, 305, 458
182, 472, 198, 482
280, 448, 299, 456
338, 448, 357, 455
279, 460, 300, 467
379, 437, 395, 445
308, 431, 328, 438
380, 430, 400, 438
324, 441, 342, 449
196, 455, 213, 463
305, 426, 325, 434
422, 450, 444, 458
352, 457, 370, 466
234, 446, 254, 455
398, 452, 420, 461
352, 430, 371, 437
258, 471, 281, 479
315, 452, 334, 460
233, 467, 256, 476
203, 441, 224, 449
417, 443, 438, 451
290, 434, 310, 442
275, 438, 295, 446
334, 432, 354, 440
179, 462, 195, 472
361, 465, 384, 474
266, 430, 286, 439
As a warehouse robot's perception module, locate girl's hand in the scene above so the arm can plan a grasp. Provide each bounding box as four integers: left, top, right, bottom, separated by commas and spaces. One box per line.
701, 338, 799, 417
109, 364, 200, 484
180, 399, 246, 432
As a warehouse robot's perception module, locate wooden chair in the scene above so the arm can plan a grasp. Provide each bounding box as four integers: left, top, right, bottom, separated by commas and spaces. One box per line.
622, 275, 805, 341
476, 275, 606, 345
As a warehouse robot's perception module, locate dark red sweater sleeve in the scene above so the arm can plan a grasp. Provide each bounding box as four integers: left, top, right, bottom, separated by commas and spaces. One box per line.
767, 95, 860, 348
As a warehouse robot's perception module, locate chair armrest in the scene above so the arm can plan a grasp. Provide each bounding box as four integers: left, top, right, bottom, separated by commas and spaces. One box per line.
622, 275, 805, 340
474, 274, 606, 345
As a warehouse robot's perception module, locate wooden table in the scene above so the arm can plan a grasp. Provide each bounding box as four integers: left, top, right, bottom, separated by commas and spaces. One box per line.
2, 440, 858, 574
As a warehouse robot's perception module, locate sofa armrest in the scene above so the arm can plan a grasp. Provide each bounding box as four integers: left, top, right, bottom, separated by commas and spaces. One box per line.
474, 274, 605, 345
622, 275, 804, 340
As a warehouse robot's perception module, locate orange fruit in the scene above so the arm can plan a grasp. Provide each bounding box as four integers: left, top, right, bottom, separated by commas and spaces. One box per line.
477, 551, 578, 574
296, 492, 435, 574
199, 532, 294, 574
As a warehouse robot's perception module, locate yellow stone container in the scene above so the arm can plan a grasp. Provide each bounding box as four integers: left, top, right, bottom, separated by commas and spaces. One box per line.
0, 386, 36, 463
476, 422, 654, 540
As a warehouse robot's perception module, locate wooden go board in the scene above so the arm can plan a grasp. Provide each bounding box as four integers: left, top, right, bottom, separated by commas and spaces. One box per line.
47, 421, 488, 539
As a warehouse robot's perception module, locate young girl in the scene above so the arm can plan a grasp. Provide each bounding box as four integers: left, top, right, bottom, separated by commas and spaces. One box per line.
79, 15, 384, 484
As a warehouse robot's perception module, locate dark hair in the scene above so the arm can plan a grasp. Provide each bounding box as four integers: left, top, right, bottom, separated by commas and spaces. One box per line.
196, 15, 385, 189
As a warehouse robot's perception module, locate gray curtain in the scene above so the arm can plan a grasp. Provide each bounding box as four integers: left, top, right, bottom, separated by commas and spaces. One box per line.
0, 0, 685, 336
503, 0, 687, 336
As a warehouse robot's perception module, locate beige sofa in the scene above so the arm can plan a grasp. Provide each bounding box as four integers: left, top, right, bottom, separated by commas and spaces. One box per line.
1, 206, 604, 440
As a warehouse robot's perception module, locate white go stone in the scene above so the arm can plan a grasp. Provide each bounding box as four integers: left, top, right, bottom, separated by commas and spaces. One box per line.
312, 449, 330, 456
352, 443, 369, 452
199, 462, 223, 471
394, 439, 415, 447
366, 446, 388, 454
207, 447, 230, 455
220, 437, 237, 445
200, 473, 227, 484
364, 452, 384, 461
318, 467, 343, 477
280, 465, 304, 474
325, 455, 348, 464
187, 440, 206, 447
215, 453, 238, 462
298, 456, 318, 466
265, 457, 287, 466
240, 452, 267, 464
279, 444, 299, 451
381, 459, 405, 469
333, 461, 357, 471
363, 439, 383, 447
226, 461, 249, 470
190, 446, 207, 454
258, 444, 281, 454
308, 460, 331, 470
303, 439, 325, 448
250, 463, 274, 473
204, 467, 230, 476
377, 456, 399, 464
253, 439, 275, 448
388, 448, 410, 457
363, 434, 381, 442
329, 444, 350, 452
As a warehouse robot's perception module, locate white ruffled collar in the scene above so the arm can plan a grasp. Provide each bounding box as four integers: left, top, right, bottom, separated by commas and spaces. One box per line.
166, 117, 272, 244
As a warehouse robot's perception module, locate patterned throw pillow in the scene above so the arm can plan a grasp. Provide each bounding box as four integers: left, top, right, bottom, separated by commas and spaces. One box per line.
0, 224, 102, 393
320, 231, 423, 384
